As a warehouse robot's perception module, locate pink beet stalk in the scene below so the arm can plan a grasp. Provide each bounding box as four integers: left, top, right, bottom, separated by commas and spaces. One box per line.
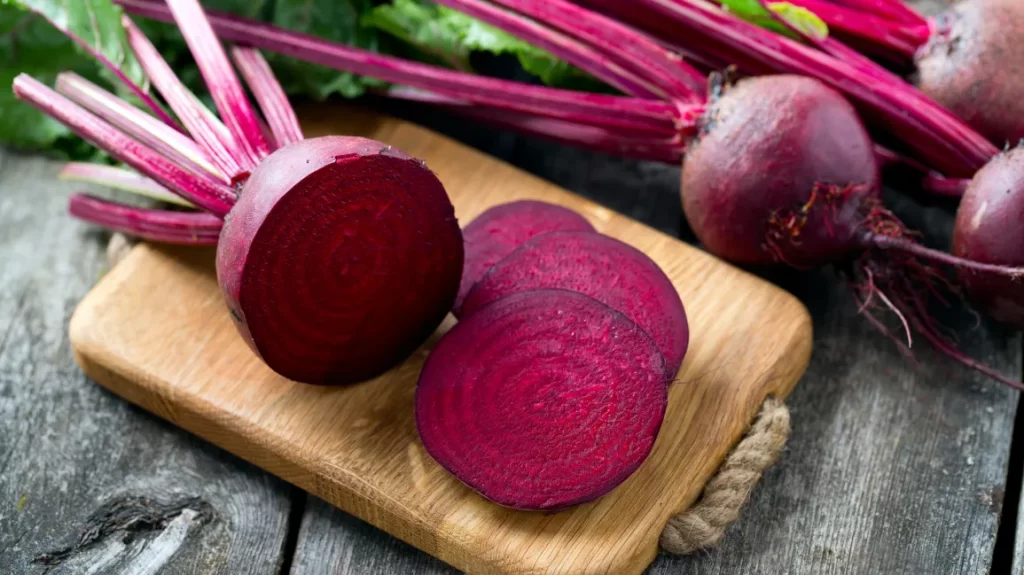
114, 0, 683, 135
165, 0, 271, 166
69, 194, 222, 245
831, 0, 925, 26
123, 16, 248, 182
476, 0, 707, 101
433, 0, 700, 101
230, 47, 304, 147
13, 74, 236, 216
16, 4, 180, 130
59, 163, 193, 207
55, 72, 225, 182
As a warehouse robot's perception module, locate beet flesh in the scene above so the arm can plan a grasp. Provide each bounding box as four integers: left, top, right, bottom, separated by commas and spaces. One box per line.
915, 0, 1024, 146
681, 75, 880, 267
217, 136, 463, 384
416, 289, 667, 510
952, 147, 1024, 329
454, 200, 594, 316
461, 230, 688, 378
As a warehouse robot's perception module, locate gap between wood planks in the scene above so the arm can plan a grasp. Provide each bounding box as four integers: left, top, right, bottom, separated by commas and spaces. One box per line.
991, 340, 1024, 575
277, 487, 307, 575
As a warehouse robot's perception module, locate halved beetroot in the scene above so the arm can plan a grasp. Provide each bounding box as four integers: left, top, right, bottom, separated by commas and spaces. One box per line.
416, 289, 668, 510
461, 230, 688, 378
454, 200, 594, 316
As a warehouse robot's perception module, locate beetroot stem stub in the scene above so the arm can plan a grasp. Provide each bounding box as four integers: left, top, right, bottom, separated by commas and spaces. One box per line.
415, 289, 668, 510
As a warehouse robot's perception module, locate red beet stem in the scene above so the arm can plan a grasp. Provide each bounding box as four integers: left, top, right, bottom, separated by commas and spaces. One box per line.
230, 47, 304, 147
114, 0, 682, 134
416, 100, 689, 163
575, 0, 997, 178
439, 0, 706, 102
123, 16, 248, 183
741, 0, 926, 62
831, 0, 925, 26
17, 4, 181, 130
922, 175, 971, 198
59, 163, 193, 207
13, 74, 235, 217
165, 0, 272, 166
865, 234, 1024, 278
69, 194, 222, 245
55, 72, 226, 183
436, 0, 667, 99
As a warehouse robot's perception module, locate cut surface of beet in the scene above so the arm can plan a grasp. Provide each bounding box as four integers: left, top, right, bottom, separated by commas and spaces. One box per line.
416, 289, 668, 510
217, 136, 463, 384
461, 230, 688, 378
454, 200, 594, 317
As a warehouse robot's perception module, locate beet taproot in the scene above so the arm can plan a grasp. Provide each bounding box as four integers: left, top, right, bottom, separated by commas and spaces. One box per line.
217, 136, 462, 384
455, 200, 594, 316
13, 0, 463, 385
682, 75, 1024, 387
682, 75, 879, 268
462, 230, 688, 378
416, 288, 668, 510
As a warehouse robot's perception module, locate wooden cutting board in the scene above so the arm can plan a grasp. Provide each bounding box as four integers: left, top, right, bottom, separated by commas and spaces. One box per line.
69, 107, 812, 575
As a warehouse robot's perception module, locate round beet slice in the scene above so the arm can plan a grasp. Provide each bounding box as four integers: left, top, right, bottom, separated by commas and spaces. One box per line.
416, 289, 668, 510
454, 200, 594, 317
461, 230, 688, 378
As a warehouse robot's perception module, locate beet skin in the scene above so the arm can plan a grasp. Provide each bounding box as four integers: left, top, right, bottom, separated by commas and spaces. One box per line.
454, 200, 594, 316
681, 75, 879, 267
416, 289, 668, 510
952, 147, 1024, 329
915, 0, 1024, 146
217, 136, 463, 385
461, 230, 688, 378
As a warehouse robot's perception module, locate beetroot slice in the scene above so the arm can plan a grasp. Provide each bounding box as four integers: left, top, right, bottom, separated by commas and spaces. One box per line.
461, 230, 688, 378
217, 136, 463, 385
416, 289, 667, 510
454, 200, 594, 317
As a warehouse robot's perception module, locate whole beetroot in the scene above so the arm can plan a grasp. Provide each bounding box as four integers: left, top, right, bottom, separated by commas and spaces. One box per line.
952, 147, 1024, 329
915, 0, 1024, 147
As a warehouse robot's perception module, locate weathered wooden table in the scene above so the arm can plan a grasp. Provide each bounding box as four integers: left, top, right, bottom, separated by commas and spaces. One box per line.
1, 97, 1022, 574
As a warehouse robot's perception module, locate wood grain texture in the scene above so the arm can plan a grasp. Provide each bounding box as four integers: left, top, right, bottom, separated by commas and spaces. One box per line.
289, 93, 1022, 574
0, 151, 293, 575
290, 495, 457, 575
69, 110, 812, 575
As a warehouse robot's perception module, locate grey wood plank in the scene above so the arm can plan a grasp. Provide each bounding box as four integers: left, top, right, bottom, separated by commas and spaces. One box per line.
290, 496, 457, 575
286, 115, 1020, 573
0, 151, 293, 575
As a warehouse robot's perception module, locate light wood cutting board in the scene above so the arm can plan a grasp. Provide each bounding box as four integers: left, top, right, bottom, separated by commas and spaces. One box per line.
69, 107, 813, 575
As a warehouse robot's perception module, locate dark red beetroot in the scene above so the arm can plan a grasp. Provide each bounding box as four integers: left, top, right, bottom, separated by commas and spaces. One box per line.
683, 75, 879, 268
952, 147, 1024, 329
682, 75, 1024, 386
13, 0, 464, 386
914, 0, 1024, 146
454, 200, 594, 316
462, 230, 688, 377
217, 137, 462, 384
416, 289, 668, 510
